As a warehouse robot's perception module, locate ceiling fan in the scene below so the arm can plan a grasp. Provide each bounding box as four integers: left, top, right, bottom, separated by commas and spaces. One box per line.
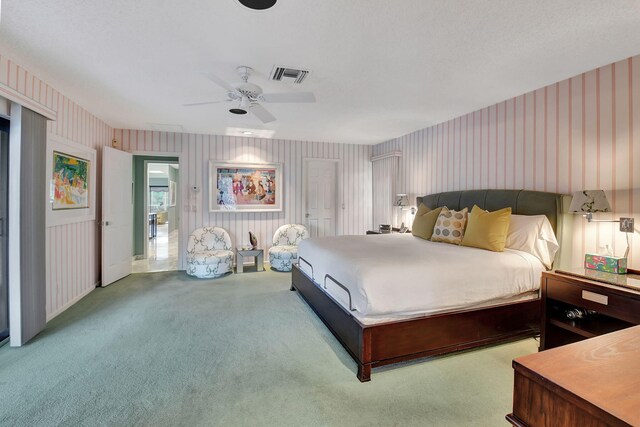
184, 66, 315, 123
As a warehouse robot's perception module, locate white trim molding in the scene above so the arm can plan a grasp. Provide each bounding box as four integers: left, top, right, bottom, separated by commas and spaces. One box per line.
370, 151, 401, 162
0, 82, 56, 121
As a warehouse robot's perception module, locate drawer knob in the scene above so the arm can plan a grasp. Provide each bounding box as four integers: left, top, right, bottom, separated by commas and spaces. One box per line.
582, 290, 608, 305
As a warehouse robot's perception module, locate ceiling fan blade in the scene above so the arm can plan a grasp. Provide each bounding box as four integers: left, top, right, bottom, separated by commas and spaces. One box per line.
182, 100, 229, 106
261, 92, 316, 103
205, 72, 238, 93
249, 103, 276, 123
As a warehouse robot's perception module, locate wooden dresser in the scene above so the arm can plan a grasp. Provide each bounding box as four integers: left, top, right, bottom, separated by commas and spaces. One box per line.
506, 325, 640, 426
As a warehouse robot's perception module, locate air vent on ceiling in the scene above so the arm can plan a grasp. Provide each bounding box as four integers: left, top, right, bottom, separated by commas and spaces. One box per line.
270, 66, 311, 84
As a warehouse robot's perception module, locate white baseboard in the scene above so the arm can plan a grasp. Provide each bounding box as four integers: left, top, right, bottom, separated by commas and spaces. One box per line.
46, 284, 96, 322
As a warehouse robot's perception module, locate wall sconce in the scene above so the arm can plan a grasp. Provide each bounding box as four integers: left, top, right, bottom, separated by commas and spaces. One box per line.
395, 194, 416, 214
395, 193, 409, 210
569, 190, 635, 258
395, 193, 416, 230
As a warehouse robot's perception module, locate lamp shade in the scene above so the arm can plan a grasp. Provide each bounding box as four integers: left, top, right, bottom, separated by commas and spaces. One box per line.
568, 190, 611, 213
395, 193, 409, 207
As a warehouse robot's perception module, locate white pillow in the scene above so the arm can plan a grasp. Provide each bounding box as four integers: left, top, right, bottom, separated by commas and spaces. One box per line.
505, 214, 559, 269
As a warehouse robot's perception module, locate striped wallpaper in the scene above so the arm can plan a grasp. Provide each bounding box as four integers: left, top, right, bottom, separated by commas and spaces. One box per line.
113, 130, 373, 269
0, 53, 114, 320
373, 55, 640, 269
5, 47, 639, 321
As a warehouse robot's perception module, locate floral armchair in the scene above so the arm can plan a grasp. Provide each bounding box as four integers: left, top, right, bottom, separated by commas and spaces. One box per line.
186, 227, 234, 278
268, 224, 309, 272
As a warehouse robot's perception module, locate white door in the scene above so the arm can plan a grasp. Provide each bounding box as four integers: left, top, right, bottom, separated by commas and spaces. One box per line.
305, 160, 337, 238
101, 146, 133, 286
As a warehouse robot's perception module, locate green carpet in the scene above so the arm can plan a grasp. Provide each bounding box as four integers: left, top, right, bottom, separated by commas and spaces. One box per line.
0, 270, 537, 426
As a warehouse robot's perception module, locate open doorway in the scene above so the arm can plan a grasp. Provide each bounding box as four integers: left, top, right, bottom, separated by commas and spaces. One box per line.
131, 156, 180, 273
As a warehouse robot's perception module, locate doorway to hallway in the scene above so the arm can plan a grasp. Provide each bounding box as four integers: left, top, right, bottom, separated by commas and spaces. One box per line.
131, 157, 180, 273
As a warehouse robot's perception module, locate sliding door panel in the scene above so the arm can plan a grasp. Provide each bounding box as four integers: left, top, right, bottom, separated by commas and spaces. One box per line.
0, 118, 8, 342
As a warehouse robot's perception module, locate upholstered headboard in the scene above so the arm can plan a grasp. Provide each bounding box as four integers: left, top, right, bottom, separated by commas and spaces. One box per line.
416, 189, 563, 234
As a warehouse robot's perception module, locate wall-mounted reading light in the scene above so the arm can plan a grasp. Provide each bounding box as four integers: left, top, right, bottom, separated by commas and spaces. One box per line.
569, 190, 635, 258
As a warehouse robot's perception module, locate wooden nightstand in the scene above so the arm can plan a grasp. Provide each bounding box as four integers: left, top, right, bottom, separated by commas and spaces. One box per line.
540, 269, 640, 351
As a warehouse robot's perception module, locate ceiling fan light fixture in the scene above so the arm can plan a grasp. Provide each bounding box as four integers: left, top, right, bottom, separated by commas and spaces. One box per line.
236, 0, 277, 10
229, 108, 248, 115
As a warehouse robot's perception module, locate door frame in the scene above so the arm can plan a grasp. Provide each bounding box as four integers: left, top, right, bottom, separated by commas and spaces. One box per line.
142, 160, 179, 259
132, 151, 182, 267
302, 158, 342, 236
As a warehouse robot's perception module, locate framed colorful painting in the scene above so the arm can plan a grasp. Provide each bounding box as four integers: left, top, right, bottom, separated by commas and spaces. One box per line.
46, 134, 96, 227
52, 151, 90, 209
209, 161, 282, 212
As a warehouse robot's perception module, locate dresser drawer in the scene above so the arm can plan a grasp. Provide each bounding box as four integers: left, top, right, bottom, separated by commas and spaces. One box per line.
545, 277, 640, 324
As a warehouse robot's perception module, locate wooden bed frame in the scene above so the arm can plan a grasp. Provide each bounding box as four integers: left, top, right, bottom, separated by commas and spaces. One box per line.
290, 189, 563, 382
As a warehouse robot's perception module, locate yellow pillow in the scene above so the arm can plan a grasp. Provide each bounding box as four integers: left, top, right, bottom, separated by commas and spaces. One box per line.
461, 205, 512, 252
411, 205, 442, 240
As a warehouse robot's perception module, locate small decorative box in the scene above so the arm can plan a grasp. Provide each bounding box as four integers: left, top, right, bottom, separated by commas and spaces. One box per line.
584, 253, 627, 274
379, 224, 392, 234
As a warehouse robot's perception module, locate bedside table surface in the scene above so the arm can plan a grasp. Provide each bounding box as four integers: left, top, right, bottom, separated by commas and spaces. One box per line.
513, 325, 640, 426
236, 248, 263, 256
553, 268, 640, 293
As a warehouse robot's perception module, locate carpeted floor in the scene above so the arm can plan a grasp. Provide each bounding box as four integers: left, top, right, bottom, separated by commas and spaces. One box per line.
0, 270, 537, 426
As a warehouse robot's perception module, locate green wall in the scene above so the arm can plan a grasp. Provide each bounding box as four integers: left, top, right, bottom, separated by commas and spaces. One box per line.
133, 156, 179, 256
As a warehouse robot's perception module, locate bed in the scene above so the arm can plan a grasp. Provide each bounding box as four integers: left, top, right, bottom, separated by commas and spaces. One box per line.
290, 189, 563, 382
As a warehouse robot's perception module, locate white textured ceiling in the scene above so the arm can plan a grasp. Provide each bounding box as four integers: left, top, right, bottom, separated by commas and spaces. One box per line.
1, 1, 640, 144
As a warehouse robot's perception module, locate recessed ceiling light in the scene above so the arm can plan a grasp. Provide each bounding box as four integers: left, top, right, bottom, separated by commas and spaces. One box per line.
148, 123, 184, 132
225, 127, 275, 139
237, 0, 277, 10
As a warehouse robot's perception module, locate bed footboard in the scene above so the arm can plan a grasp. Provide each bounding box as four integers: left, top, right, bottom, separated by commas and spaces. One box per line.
291, 264, 370, 379
291, 264, 540, 382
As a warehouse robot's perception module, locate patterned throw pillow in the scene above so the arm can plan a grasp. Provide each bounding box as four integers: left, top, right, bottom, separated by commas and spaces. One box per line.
431, 207, 468, 244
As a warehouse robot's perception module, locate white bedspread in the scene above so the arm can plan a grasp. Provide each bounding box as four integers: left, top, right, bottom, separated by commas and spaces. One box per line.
297, 233, 545, 322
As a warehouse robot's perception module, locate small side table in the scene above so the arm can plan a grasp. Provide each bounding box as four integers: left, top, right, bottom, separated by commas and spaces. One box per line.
236, 248, 264, 273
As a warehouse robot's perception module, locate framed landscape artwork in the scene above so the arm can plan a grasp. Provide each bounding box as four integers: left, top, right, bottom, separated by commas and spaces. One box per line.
209, 161, 282, 212
46, 134, 97, 227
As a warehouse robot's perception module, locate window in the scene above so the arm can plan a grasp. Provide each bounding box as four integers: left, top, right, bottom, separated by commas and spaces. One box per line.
149, 186, 168, 212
